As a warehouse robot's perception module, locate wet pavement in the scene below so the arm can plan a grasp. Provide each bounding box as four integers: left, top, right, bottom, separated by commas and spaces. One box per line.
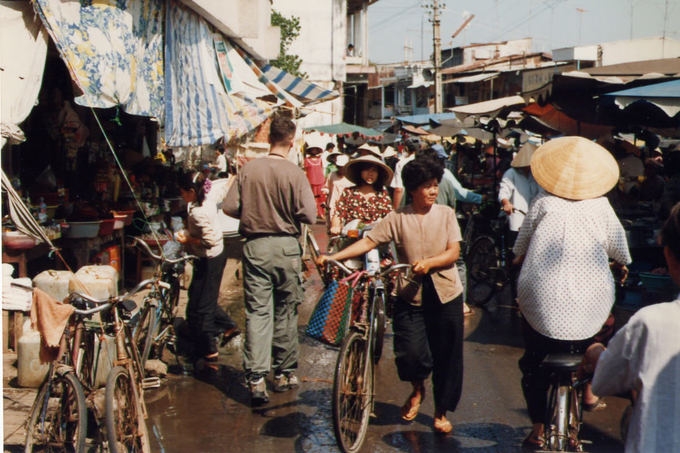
3, 224, 628, 452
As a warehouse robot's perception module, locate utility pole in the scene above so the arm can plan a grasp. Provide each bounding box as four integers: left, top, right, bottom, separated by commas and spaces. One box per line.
424, 0, 444, 113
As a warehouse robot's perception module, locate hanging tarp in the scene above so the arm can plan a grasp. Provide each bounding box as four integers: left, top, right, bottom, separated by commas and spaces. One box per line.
164, 2, 272, 147
32, 0, 164, 118
0, 1, 48, 148
261, 64, 339, 105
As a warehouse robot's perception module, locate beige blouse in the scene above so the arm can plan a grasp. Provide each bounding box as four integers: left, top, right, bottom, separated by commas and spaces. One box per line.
366, 204, 463, 305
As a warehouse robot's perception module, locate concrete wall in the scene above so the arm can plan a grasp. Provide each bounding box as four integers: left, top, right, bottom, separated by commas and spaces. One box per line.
180, 0, 281, 60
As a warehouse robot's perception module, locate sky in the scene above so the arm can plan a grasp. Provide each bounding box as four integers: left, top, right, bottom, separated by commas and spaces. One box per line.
368, 0, 680, 64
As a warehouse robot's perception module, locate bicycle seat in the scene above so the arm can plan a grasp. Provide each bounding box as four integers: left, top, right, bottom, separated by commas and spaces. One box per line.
541, 353, 583, 372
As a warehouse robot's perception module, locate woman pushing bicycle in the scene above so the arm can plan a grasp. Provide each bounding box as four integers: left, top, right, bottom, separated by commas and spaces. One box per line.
317, 156, 465, 435
511, 137, 631, 449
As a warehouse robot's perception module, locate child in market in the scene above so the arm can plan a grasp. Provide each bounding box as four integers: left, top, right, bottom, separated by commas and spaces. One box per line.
175, 170, 239, 365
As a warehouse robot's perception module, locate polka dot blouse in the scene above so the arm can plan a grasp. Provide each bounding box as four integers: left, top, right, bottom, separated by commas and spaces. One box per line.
513, 192, 632, 340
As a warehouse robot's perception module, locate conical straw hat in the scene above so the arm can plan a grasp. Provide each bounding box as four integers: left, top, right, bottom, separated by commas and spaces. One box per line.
344, 154, 393, 186
530, 136, 619, 200
511, 142, 537, 168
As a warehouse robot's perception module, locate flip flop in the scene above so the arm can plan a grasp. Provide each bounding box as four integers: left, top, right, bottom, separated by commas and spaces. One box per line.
583, 397, 607, 412
433, 417, 453, 434
400, 388, 425, 421
522, 433, 545, 450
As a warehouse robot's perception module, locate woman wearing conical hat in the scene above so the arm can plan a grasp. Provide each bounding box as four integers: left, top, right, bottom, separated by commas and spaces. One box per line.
512, 136, 632, 449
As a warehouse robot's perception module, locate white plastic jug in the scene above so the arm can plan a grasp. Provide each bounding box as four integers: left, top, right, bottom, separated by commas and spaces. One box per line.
17, 321, 49, 388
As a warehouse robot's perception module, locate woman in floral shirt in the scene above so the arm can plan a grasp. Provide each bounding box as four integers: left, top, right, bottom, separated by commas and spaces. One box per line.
330, 154, 393, 235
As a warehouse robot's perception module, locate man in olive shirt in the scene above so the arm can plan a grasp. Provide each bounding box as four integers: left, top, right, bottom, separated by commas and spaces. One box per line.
223, 114, 316, 406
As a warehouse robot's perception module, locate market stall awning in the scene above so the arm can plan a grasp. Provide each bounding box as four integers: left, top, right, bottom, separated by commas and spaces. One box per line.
164, 2, 273, 147
522, 103, 612, 140
261, 64, 339, 105
449, 95, 526, 119
444, 72, 499, 84
601, 79, 680, 118
33, 0, 165, 119
395, 112, 458, 126
305, 122, 384, 139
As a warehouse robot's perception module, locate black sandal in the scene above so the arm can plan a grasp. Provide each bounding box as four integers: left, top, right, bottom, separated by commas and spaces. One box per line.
220, 328, 241, 347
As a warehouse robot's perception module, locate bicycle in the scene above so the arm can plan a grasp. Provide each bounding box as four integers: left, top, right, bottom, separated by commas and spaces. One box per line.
325, 256, 411, 453
70, 278, 161, 453
128, 236, 196, 372
541, 353, 589, 452
24, 282, 120, 453
466, 208, 524, 306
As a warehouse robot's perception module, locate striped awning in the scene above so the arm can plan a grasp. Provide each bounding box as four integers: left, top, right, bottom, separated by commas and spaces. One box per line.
261, 64, 339, 105
164, 2, 273, 147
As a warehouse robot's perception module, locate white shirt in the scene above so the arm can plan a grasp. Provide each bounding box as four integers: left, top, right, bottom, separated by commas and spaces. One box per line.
390, 153, 415, 190
497, 167, 539, 231
592, 299, 680, 453
513, 193, 631, 340
214, 153, 227, 173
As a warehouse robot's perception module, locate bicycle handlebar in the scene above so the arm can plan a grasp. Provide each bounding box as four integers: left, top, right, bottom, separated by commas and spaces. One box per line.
324, 259, 354, 276
127, 235, 198, 264
379, 263, 412, 278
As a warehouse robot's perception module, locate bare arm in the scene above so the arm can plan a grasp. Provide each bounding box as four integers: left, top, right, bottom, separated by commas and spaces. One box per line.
392, 188, 404, 210
412, 241, 459, 275
317, 237, 378, 266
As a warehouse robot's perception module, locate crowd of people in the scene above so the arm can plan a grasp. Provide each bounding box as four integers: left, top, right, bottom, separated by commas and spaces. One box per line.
168, 112, 678, 451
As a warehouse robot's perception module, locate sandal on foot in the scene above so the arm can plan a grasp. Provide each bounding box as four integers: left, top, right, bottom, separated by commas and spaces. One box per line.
220, 328, 241, 347
400, 389, 424, 421
204, 352, 219, 362
583, 397, 607, 412
522, 433, 545, 450
433, 417, 453, 434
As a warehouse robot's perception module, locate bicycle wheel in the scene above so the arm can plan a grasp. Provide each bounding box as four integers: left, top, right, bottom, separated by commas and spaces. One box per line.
134, 302, 159, 371
466, 235, 498, 306
25, 370, 87, 453
371, 291, 386, 364
105, 366, 148, 453
332, 330, 372, 453
544, 382, 571, 451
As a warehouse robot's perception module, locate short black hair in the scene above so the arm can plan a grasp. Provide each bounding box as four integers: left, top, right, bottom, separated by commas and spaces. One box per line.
402, 156, 444, 193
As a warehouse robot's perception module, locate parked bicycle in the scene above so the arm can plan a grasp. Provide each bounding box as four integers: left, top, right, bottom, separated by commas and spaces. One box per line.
466, 208, 524, 306
128, 236, 195, 372
68, 278, 160, 453
541, 353, 590, 451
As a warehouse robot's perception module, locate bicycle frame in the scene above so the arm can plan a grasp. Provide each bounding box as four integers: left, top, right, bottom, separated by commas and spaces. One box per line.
542, 353, 586, 452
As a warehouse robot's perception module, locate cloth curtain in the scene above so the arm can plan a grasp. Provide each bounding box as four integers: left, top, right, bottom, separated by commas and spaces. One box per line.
32, 0, 164, 119
165, 1, 277, 147
0, 1, 48, 148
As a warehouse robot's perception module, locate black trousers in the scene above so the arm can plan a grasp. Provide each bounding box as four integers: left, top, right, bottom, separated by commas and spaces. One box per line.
392, 275, 464, 413
518, 319, 593, 423
187, 248, 236, 356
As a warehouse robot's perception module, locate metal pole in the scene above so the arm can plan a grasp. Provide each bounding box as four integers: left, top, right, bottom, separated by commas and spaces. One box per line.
432, 0, 443, 113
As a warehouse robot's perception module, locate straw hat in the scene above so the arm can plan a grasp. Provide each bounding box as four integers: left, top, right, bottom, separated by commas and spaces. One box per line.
326, 151, 342, 163
530, 136, 619, 200
511, 142, 537, 168
335, 154, 350, 167
305, 134, 326, 152
382, 146, 397, 158
355, 144, 383, 159
344, 154, 393, 186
